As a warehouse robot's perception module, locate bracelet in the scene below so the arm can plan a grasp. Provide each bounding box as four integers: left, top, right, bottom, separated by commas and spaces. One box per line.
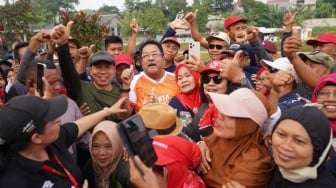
119, 88, 130, 93
103, 107, 111, 117
197, 141, 204, 145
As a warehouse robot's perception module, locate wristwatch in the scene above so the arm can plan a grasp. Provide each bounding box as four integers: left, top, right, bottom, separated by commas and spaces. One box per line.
240, 76, 248, 86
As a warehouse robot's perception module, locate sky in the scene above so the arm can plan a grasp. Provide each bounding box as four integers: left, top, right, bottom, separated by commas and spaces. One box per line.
76, 0, 125, 10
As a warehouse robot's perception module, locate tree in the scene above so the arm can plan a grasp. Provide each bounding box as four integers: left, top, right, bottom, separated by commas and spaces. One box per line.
61, 11, 109, 51
98, 5, 120, 15
156, 0, 189, 22
193, 0, 211, 33
140, 7, 167, 37
210, 0, 234, 15
315, 0, 336, 18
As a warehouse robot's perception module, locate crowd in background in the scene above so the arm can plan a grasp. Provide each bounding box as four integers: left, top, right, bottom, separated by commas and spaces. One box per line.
0, 9, 336, 188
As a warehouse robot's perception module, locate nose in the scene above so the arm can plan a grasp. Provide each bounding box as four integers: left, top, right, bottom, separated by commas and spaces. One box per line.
280, 138, 293, 151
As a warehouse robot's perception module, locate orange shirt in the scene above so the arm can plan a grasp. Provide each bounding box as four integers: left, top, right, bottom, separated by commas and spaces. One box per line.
130, 72, 179, 112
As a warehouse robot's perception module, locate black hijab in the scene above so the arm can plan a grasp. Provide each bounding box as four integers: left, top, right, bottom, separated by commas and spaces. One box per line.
269, 105, 336, 188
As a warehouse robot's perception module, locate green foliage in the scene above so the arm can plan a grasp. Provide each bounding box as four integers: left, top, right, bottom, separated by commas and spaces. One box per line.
0, 0, 33, 35
157, 0, 189, 22
140, 7, 168, 37
193, 0, 211, 33
315, 0, 336, 18
97, 5, 120, 15
210, 0, 234, 15
61, 11, 110, 51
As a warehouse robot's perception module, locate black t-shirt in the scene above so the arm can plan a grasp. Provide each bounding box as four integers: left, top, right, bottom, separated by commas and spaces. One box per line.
0, 123, 82, 188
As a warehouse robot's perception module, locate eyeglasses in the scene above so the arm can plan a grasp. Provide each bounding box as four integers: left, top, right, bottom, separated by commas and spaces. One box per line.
202, 75, 223, 84
141, 51, 162, 60
316, 90, 336, 99
209, 44, 228, 50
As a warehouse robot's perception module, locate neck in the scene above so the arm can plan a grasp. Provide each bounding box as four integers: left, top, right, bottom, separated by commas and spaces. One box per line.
147, 71, 165, 82
18, 145, 49, 162
164, 59, 172, 68
94, 82, 113, 91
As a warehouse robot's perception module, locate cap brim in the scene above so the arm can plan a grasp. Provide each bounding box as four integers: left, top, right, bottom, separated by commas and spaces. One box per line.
44, 95, 68, 122
0, 60, 12, 67
208, 92, 251, 119
162, 40, 180, 47
200, 68, 220, 75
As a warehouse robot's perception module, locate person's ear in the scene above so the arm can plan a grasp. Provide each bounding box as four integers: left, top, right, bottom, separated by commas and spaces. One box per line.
31, 133, 43, 144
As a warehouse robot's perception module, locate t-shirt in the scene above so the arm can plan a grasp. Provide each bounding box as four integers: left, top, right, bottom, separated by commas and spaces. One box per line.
129, 71, 179, 112
0, 123, 82, 188
79, 81, 120, 122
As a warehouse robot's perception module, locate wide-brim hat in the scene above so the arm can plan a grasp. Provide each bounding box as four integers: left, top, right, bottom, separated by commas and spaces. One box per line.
138, 103, 182, 137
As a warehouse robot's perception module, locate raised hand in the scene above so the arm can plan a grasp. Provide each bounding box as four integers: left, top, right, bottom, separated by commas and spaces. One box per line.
184, 9, 198, 25
130, 18, 138, 34
78, 45, 94, 60
283, 12, 298, 27
169, 12, 188, 30
220, 50, 246, 83
186, 54, 204, 72
50, 21, 73, 46
129, 156, 160, 188
246, 26, 259, 43
120, 65, 134, 87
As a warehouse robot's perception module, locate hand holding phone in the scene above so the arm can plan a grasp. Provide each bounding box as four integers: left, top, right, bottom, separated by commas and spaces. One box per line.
117, 114, 158, 175
188, 41, 200, 61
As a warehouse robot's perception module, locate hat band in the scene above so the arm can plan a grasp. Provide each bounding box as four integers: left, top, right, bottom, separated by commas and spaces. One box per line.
156, 122, 176, 135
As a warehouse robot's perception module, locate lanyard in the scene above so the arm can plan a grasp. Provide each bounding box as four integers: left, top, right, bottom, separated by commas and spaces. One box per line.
41, 154, 79, 188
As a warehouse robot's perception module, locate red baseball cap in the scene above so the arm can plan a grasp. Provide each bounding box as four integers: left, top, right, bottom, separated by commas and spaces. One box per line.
200, 60, 222, 75
114, 54, 133, 67
224, 15, 248, 29
306, 33, 336, 46
161, 36, 180, 48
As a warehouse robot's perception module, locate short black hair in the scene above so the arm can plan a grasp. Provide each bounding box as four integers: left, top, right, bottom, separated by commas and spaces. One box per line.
139, 40, 164, 57
13, 42, 29, 60
104, 36, 123, 49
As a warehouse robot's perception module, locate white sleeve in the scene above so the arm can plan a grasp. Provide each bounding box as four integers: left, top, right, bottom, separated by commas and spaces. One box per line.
262, 106, 282, 133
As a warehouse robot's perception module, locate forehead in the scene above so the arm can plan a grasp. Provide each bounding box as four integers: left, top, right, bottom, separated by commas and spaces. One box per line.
208, 38, 228, 45
142, 44, 160, 53
229, 22, 246, 30
162, 42, 179, 48
107, 43, 123, 48
45, 69, 60, 77
321, 85, 336, 90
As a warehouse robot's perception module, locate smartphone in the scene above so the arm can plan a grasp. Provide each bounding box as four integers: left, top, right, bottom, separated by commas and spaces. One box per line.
188, 41, 200, 60
117, 114, 158, 168
37, 63, 46, 96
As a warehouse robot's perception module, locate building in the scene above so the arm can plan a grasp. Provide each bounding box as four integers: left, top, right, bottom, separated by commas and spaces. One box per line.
267, 0, 316, 9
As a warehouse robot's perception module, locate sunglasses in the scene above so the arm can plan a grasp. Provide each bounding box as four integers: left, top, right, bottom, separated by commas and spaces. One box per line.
202, 75, 223, 84
209, 44, 227, 50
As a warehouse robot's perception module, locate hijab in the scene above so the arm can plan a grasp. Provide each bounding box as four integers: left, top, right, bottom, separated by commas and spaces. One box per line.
175, 64, 201, 113
269, 105, 336, 187
203, 91, 274, 188
89, 121, 123, 188
311, 73, 336, 138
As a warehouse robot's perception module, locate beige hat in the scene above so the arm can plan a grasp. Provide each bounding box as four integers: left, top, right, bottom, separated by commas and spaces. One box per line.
206, 32, 230, 45
138, 103, 182, 137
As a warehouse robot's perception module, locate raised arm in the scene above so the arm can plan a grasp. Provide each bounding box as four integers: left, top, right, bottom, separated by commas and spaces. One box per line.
184, 10, 209, 48
52, 21, 81, 103
281, 12, 297, 57
126, 18, 138, 56
17, 30, 50, 82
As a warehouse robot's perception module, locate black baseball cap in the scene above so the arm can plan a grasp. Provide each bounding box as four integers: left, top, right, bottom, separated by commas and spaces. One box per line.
90, 50, 115, 66
0, 95, 67, 144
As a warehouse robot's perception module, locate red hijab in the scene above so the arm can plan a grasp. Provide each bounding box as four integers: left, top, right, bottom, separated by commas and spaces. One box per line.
175, 64, 201, 112
311, 73, 336, 137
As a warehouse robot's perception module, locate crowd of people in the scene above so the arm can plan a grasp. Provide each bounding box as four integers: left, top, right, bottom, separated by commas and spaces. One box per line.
0, 9, 336, 188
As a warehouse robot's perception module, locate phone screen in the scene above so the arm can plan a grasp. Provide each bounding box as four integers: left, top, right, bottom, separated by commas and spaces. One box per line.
118, 114, 157, 167
37, 63, 46, 96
